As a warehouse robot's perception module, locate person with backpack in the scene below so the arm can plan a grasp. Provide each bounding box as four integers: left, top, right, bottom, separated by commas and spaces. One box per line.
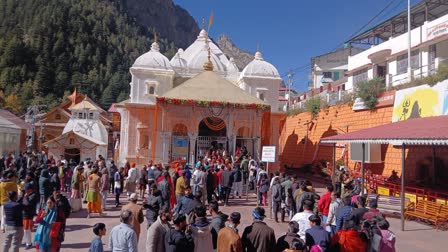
378, 219, 396, 252
271, 177, 284, 223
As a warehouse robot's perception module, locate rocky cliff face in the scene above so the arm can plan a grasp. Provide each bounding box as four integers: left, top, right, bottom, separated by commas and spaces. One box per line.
123, 0, 200, 49
217, 34, 254, 71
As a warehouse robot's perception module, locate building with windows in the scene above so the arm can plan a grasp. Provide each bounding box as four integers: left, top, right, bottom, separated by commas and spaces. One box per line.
345, 0, 448, 91
115, 29, 283, 167
310, 47, 364, 89
0, 109, 30, 155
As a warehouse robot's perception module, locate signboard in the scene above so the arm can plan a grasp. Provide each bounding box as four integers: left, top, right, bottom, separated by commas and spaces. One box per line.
392, 80, 448, 122
171, 137, 189, 160
427, 19, 448, 41
436, 199, 447, 205
352, 90, 395, 111
261, 146, 276, 163
377, 186, 390, 196
405, 193, 417, 203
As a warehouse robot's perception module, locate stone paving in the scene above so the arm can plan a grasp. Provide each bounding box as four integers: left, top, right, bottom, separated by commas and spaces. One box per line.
1, 188, 447, 251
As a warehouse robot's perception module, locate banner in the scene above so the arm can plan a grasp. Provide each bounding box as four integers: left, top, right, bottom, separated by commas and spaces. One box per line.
392, 80, 448, 122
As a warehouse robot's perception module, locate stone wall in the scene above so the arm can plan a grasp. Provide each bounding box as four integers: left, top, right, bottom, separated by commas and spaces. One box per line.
278, 104, 448, 184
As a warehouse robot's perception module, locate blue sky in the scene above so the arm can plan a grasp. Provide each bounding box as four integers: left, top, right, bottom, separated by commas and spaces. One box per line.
173, 0, 420, 91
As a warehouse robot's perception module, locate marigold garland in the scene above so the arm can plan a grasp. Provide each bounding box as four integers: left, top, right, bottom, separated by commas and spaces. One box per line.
156, 97, 270, 110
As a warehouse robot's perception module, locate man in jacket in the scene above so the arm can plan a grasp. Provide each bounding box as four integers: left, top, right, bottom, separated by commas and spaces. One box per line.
146, 206, 171, 252
232, 166, 243, 199
349, 195, 368, 225
276, 221, 304, 252
190, 205, 213, 252
2, 191, 23, 252
0, 171, 17, 231
144, 184, 163, 227
122, 193, 144, 240
192, 166, 207, 204
221, 166, 233, 206
326, 192, 341, 235
157, 172, 171, 209
306, 214, 331, 251
271, 177, 283, 223
218, 212, 243, 252
242, 207, 276, 252
209, 201, 228, 250
175, 171, 187, 204
175, 185, 194, 217
335, 196, 353, 232
38, 169, 51, 211
164, 214, 194, 252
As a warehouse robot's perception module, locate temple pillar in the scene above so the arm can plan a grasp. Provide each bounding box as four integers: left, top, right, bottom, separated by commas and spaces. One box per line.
254, 136, 261, 161
188, 132, 198, 165
161, 131, 172, 162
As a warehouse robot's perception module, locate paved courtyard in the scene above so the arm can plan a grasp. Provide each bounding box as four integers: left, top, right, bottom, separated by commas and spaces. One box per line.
1, 187, 447, 251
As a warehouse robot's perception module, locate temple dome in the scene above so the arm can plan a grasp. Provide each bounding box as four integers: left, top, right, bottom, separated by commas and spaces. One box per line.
188, 43, 226, 72
240, 50, 280, 79
133, 41, 172, 70
170, 49, 187, 69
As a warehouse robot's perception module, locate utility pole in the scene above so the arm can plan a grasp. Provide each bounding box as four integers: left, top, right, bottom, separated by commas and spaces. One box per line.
287, 71, 294, 110
407, 0, 412, 82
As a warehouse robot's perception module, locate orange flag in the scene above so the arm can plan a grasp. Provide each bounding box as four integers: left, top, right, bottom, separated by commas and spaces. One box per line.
208, 11, 214, 31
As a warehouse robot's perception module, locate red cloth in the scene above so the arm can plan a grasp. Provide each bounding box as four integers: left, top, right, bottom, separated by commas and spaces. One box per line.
318, 191, 332, 216
217, 171, 223, 185
331, 230, 367, 252
213, 173, 219, 188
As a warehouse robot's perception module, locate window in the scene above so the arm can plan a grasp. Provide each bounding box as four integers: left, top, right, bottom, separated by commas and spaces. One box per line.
78, 113, 83, 119
259, 93, 265, 101
148, 86, 155, 95
397, 50, 420, 74
333, 72, 340, 81
429, 44, 437, 73
69, 138, 75, 145
323, 72, 332, 78
89, 113, 94, 119
353, 69, 368, 85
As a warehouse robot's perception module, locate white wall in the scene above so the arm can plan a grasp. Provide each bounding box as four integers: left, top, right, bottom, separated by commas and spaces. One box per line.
240, 77, 281, 113
129, 67, 175, 105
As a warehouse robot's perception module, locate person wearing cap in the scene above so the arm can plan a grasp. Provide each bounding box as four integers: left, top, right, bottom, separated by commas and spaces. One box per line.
109, 209, 138, 252
22, 182, 39, 249
122, 193, 144, 240
217, 212, 242, 252
164, 214, 194, 252
2, 191, 24, 252
242, 207, 276, 252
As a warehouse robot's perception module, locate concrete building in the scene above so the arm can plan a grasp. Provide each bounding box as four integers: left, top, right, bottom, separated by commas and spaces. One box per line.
346, 0, 448, 90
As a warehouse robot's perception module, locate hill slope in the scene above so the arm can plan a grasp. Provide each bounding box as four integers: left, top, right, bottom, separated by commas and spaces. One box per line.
0, 0, 199, 112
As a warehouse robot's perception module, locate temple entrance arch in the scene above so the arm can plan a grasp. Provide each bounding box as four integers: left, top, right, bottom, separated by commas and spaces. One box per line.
236, 126, 255, 158
197, 117, 228, 160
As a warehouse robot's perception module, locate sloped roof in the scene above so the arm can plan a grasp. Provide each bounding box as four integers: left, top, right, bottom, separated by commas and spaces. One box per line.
70, 99, 99, 111
0, 109, 31, 130
160, 71, 268, 105
44, 130, 106, 147
321, 116, 448, 146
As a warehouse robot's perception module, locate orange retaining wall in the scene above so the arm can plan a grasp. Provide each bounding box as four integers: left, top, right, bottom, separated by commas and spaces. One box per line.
278, 104, 448, 180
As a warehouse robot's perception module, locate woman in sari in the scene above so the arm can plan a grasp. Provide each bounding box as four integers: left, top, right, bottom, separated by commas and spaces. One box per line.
86, 167, 102, 218
34, 196, 59, 251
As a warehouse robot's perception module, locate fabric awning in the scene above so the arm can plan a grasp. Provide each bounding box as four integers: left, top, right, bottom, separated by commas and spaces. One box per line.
321, 115, 448, 146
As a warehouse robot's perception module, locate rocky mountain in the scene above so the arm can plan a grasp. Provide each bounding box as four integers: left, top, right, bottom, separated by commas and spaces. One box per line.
217, 34, 254, 70
123, 0, 200, 49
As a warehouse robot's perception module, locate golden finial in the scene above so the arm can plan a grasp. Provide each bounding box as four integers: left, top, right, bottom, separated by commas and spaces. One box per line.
83, 94, 88, 101
202, 18, 206, 30
154, 30, 158, 43
203, 37, 214, 71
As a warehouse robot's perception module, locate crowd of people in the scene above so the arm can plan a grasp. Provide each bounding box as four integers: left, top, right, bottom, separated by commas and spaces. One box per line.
0, 149, 397, 252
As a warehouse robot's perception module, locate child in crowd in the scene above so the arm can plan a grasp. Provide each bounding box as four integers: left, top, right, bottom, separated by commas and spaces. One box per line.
89, 222, 106, 252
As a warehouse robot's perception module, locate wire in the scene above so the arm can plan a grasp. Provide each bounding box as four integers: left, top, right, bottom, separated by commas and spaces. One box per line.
283, 0, 404, 84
